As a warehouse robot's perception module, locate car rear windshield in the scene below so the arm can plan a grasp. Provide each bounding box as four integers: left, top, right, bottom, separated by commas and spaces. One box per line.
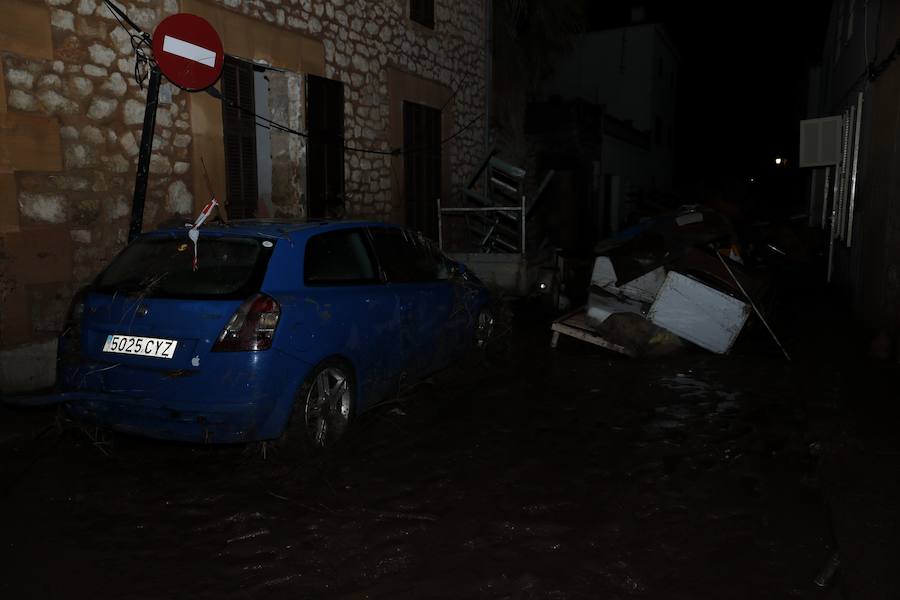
93, 235, 275, 299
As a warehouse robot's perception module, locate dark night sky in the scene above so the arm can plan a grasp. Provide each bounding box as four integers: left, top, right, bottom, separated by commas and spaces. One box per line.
587, 1, 830, 184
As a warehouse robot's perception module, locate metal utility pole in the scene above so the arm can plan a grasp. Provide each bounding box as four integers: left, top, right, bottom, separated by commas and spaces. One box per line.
128, 66, 162, 243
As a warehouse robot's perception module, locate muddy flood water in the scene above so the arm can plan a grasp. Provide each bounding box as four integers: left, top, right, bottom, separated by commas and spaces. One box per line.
2, 293, 898, 599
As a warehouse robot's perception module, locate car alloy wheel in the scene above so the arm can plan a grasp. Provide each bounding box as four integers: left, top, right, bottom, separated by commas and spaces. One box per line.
475, 308, 494, 348
303, 364, 353, 450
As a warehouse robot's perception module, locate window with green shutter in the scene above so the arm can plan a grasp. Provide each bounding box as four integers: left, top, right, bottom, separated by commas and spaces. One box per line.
221, 55, 259, 219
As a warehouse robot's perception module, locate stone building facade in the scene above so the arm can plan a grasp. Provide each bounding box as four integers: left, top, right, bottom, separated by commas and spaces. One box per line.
0, 0, 487, 391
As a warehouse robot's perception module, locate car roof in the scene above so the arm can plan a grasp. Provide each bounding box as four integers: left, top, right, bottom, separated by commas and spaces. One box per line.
145, 219, 400, 240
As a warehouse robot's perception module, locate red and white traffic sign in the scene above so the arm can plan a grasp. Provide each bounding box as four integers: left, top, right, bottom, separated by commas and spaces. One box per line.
152, 13, 224, 92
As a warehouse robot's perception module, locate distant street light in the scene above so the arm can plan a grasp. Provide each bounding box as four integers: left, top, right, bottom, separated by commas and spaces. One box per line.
775, 157, 783, 165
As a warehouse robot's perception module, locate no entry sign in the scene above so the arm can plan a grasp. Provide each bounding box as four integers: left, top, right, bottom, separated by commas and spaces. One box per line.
152, 13, 224, 91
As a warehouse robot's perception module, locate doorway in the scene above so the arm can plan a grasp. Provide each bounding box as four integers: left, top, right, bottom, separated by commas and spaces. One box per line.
306, 75, 345, 219
402, 100, 441, 240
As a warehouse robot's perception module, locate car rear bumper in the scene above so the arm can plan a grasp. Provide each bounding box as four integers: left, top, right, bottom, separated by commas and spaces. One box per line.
54, 348, 311, 443
61, 391, 257, 444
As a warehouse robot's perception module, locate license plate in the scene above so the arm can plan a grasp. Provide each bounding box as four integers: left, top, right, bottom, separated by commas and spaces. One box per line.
102, 334, 178, 359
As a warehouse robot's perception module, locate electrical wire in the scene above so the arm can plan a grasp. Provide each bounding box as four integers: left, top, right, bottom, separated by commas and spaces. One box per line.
106, 0, 484, 156
836, 35, 900, 107
206, 84, 483, 157
104, 0, 154, 88
863, 0, 870, 68
104, 0, 148, 35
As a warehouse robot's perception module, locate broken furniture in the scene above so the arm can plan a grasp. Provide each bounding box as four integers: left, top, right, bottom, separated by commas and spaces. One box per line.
551, 206, 768, 356
437, 149, 554, 296
550, 307, 639, 358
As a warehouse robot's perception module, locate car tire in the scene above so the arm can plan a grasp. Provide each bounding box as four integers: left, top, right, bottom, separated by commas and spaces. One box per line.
283, 358, 356, 454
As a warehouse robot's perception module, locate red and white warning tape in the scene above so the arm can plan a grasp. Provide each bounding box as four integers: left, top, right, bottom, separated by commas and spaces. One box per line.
186, 197, 218, 271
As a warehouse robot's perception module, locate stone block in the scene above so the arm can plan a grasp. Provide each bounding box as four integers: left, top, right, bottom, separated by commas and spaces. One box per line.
6, 89, 36, 112
0, 112, 62, 172
5, 68, 34, 90
0, 338, 57, 393
51, 8, 75, 31
18, 191, 67, 223
2, 225, 73, 284
67, 75, 93, 99
82, 64, 107, 78
37, 89, 79, 115
88, 43, 115, 67
0, 0, 54, 60
87, 96, 117, 120
63, 143, 97, 169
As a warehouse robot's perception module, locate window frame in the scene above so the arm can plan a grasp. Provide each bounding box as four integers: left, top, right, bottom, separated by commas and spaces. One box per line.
306, 74, 346, 219
221, 55, 259, 219
409, 0, 435, 30
402, 100, 442, 240
366, 225, 449, 284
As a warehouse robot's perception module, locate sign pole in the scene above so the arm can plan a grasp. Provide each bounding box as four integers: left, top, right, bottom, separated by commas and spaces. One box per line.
128, 65, 162, 243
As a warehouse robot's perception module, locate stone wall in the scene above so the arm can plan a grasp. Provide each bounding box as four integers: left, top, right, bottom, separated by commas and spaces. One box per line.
0, 0, 486, 374
1, 0, 192, 351
268, 70, 305, 219
225, 0, 486, 220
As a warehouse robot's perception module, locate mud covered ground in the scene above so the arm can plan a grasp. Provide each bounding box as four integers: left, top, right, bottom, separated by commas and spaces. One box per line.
1, 284, 898, 599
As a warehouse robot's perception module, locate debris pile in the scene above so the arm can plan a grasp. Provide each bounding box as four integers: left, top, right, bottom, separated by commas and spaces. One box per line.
551, 206, 780, 357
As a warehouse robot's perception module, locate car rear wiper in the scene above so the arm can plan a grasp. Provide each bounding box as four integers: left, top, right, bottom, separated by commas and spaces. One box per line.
97, 272, 170, 295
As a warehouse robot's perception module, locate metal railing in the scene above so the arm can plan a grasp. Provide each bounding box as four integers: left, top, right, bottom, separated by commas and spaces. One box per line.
437, 195, 527, 255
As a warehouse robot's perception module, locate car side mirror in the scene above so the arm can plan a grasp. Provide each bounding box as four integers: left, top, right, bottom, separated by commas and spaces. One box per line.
450, 262, 468, 278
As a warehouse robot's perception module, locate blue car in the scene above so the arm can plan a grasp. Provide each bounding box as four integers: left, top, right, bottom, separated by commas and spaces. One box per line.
54, 220, 492, 449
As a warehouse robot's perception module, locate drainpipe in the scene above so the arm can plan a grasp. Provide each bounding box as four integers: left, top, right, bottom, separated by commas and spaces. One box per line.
484, 0, 492, 152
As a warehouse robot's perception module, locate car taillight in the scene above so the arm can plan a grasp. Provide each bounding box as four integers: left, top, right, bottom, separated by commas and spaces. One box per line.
212, 293, 281, 352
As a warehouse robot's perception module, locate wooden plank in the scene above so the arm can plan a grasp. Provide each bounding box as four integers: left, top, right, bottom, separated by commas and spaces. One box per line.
550, 320, 636, 356
0, 112, 62, 173
550, 307, 638, 357
0, 56, 6, 113
564, 310, 592, 328
0, 0, 53, 60
0, 172, 19, 233
555, 305, 587, 323
550, 331, 560, 348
